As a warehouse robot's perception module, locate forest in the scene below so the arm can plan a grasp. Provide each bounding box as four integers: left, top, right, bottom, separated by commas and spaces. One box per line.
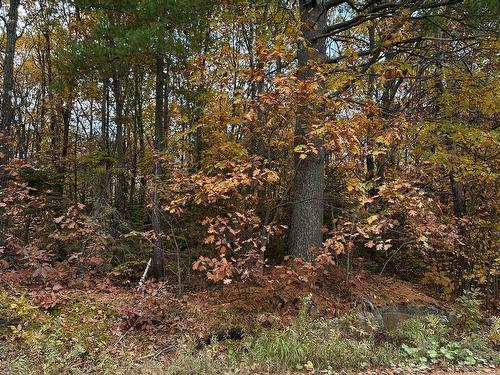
0, 0, 498, 374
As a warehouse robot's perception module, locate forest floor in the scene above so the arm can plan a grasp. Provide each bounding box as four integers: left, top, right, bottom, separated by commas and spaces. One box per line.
0, 265, 498, 374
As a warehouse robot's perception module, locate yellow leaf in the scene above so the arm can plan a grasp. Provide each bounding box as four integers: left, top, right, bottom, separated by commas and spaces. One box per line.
304, 361, 314, 371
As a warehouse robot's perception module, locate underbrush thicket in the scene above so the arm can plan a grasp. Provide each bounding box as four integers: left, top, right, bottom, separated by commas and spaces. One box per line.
0, 291, 498, 374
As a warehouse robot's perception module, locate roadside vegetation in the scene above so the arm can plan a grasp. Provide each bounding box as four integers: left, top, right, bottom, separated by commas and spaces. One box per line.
1, 288, 498, 374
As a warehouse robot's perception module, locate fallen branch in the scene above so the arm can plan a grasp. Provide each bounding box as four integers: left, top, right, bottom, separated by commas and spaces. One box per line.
139, 344, 176, 361
139, 258, 152, 286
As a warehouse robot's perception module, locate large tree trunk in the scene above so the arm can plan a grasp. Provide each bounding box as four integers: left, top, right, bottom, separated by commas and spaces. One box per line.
288, 1, 328, 261
0, 0, 21, 175
151, 55, 166, 279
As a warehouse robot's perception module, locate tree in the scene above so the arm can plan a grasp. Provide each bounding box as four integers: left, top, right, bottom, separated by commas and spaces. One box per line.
0, 0, 21, 247
1, 0, 21, 174
0, 0, 497, 298
288, 0, 328, 260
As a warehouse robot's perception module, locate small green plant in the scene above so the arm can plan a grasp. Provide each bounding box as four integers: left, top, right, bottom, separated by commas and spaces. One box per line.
389, 315, 449, 349
452, 289, 484, 332
487, 316, 499, 346
388, 313, 497, 369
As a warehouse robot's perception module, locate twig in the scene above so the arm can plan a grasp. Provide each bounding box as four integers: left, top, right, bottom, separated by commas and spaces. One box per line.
0, 279, 21, 296
111, 317, 139, 348
379, 240, 415, 276
139, 258, 152, 286
139, 344, 176, 361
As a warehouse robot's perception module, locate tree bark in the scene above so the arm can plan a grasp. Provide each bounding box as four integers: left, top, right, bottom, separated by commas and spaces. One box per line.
112, 75, 126, 217
450, 173, 465, 217
43, 28, 58, 157
151, 55, 166, 279
134, 73, 147, 207
129, 73, 140, 207
0, 0, 21, 247
434, 31, 466, 218
289, 0, 327, 261
365, 23, 377, 194
93, 78, 110, 218
0, 0, 21, 175
59, 96, 73, 199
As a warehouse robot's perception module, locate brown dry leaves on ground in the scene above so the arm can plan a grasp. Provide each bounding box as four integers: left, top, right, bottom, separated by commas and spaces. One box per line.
2, 264, 442, 348
38, 266, 445, 354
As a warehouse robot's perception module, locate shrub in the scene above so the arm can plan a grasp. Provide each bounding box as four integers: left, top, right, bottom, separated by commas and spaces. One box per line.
452, 289, 484, 332
388, 313, 497, 369
488, 316, 500, 346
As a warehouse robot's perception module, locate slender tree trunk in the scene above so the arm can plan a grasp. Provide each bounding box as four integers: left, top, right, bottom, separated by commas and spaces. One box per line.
59, 97, 73, 199
289, 1, 327, 260
43, 29, 58, 157
434, 31, 466, 218
163, 62, 170, 140
36, 35, 47, 155
365, 23, 377, 195
89, 99, 94, 137
0, 0, 21, 247
0, 0, 21, 179
134, 73, 147, 207
436, 32, 468, 291
112, 75, 126, 218
93, 78, 110, 218
129, 75, 139, 207
151, 55, 166, 279
74, 114, 79, 203
102, 78, 110, 152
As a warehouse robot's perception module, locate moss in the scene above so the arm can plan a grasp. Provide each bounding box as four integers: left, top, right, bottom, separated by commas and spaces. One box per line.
0, 290, 51, 339
58, 298, 116, 349
0, 289, 120, 374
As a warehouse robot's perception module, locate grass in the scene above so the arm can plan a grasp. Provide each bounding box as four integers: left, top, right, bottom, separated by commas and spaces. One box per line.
0, 290, 119, 375
164, 295, 499, 375
0, 289, 498, 374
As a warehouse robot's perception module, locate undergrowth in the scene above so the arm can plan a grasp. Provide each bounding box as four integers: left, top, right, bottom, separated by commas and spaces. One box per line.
166, 292, 499, 374
0, 290, 498, 374
0, 290, 119, 374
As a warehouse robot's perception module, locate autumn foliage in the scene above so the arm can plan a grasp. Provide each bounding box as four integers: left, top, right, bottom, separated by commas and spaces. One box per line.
0, 0, 498, 307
